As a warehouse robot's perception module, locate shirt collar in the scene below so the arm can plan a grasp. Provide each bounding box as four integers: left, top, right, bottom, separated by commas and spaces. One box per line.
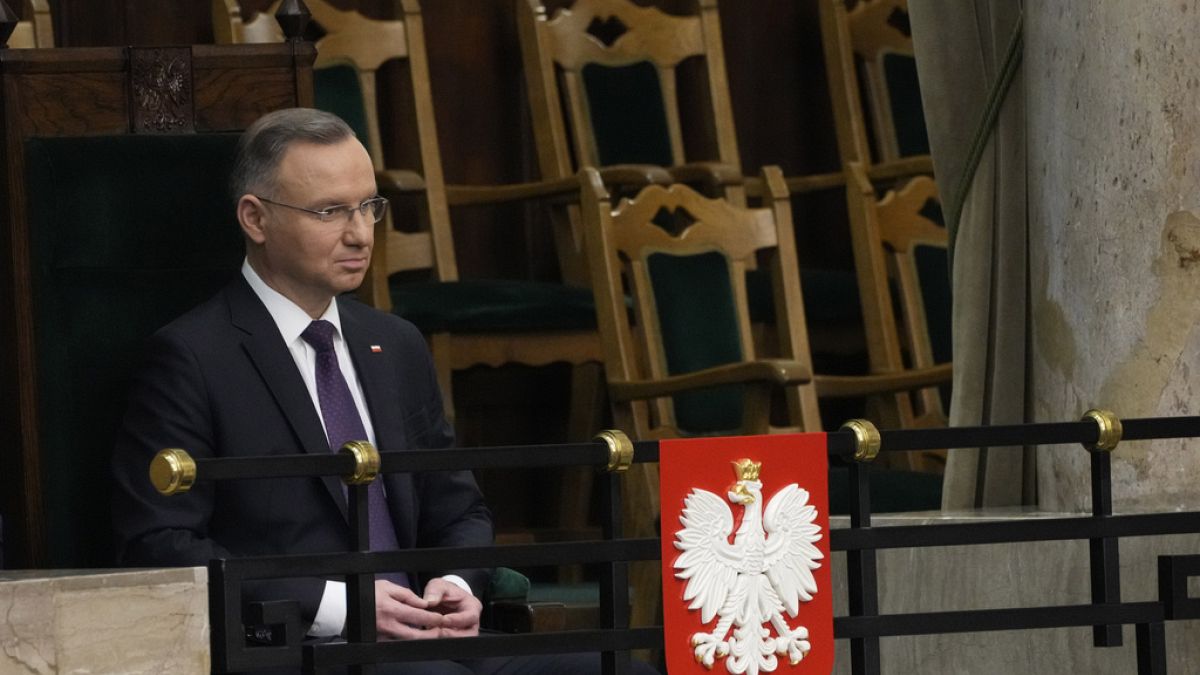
242, 259, 343, 345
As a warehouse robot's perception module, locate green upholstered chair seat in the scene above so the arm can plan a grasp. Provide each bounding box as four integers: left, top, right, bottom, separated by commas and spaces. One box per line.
388, 279, 598, 333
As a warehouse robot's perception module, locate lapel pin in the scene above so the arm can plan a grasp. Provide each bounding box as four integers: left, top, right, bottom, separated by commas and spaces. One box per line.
370, 345, 383, 353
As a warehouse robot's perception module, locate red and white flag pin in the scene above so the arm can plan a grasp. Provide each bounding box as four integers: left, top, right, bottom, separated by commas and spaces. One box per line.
370, 345, 383, 353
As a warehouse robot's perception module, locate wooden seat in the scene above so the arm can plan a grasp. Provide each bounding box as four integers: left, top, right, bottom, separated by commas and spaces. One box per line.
579, 164, 951, 631
214, 0, 604, 432
0, 35, 315, 568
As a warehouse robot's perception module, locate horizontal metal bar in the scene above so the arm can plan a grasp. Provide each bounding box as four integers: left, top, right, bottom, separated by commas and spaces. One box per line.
189, 417, 1199, 484
304, 628, 663, 667
192, 440, 659, 481
221, 539, 662, 580
829, 416, 1200, 454
834, 602, 1164, 639
831, 511, 1200, 551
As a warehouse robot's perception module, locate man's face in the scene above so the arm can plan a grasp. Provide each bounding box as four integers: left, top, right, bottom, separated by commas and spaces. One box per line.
243, 137, 376, 316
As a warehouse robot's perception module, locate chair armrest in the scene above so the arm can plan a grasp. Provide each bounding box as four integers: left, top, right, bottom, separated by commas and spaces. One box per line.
608, 359, 812, 403
813, 362, 952, 398
445, 176, 580, 207
744, 170, 845, 198
667, 161, 744, 190
376, 169, 426, 200
596, 163, 673, 187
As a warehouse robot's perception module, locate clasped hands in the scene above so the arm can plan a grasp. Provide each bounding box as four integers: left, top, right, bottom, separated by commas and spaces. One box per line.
374, 578, 482, 640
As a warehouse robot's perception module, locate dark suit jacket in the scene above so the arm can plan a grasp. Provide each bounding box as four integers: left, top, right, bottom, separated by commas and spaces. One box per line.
111, 276, 492, 623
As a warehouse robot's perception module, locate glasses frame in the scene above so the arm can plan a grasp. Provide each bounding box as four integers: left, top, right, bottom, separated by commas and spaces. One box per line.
256, 195, 389, 224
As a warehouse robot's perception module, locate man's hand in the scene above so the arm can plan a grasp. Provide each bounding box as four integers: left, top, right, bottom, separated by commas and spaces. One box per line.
374, 580, 446, 640
422, 578, 482, 638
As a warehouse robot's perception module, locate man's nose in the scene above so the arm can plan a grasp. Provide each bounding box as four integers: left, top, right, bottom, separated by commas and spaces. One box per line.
343, 207, 374, 244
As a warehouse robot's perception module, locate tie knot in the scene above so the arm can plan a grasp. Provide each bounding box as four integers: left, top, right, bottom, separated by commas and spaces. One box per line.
300, 320, 337, 353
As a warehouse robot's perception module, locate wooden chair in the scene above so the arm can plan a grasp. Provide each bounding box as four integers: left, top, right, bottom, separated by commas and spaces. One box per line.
0, 34, 315, 568
518, 0, 745, 286
214, 0, 604, 433
579, 163, 950, 629
845, 161, 950, 433
8, 0, 52, 48
519, 0, 869, 372
821, 0, 952, 470
819, 0, 934, 179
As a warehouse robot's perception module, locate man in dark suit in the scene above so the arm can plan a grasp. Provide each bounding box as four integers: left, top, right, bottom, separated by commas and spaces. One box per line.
111, 108, 649, 674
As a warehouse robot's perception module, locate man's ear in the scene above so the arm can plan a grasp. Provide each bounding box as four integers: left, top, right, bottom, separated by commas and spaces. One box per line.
237, 195, 268, 245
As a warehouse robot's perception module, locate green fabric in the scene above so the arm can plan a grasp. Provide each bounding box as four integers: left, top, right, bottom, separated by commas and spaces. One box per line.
314, 64, 372, 149
581, 61, 674, 167
487, 566, 532, 601
827, 465, 943, 514
882, 53, 931, 158
389, 279, 597, 333
647, 251, 743, 434
25, 134, 245, 567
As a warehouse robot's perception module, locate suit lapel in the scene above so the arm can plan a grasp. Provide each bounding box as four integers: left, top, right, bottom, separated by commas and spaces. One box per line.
339, 300, 403, 452
226, 277, 349, 522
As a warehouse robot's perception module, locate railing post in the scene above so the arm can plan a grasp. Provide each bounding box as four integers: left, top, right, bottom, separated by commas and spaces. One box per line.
1083, 410, 1123, 647
842, 420, 881, 675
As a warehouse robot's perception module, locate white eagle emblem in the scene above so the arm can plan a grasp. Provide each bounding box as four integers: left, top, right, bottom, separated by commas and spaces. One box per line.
673, 458, 824, 673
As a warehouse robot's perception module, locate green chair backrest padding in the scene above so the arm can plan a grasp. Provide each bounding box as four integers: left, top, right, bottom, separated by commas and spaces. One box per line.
882, 53, 930, 159
647, 250, 744, 435
581, 61, 674, 168
25, 134, 245, 567
314, 64, 372, 151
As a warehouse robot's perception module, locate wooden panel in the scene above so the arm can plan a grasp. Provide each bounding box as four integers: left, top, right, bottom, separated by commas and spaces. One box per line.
12, 72, 128, 134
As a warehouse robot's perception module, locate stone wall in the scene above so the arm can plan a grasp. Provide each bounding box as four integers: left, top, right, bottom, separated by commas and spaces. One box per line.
1027, 1, 1200, 512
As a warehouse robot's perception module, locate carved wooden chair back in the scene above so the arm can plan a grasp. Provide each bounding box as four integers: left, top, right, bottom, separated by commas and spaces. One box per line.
845, 161, 948, 431
581, 164, 819, 441
820, 0, 932, 176
519, 0, 743, 285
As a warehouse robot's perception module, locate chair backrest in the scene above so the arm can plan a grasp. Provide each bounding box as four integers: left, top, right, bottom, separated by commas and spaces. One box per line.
7, 0, 53, 48
845, 161, 947, 429
819, 0, 930, 170
213, 0, 458, 310
581, 165, 820, 439
0, 43, 314, 568
519, 0, 742, 284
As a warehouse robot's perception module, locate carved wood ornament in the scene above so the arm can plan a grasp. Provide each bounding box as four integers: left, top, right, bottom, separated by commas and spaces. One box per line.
129, 47, 194, 134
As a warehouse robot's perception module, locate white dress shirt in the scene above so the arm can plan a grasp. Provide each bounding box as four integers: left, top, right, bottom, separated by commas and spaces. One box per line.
241, 260, 468, 637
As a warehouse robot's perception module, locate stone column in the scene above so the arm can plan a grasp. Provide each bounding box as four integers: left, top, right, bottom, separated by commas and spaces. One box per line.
1028, 2, 1200, 512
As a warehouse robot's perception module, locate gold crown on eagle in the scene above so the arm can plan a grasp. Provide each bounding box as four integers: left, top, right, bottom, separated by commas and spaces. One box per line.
732, 458, 761, 481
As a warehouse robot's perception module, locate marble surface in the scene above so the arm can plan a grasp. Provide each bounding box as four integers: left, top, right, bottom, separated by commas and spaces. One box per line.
1027, 0, 1200, 512
827, 511, 1200, 674
0, 567, 209, 674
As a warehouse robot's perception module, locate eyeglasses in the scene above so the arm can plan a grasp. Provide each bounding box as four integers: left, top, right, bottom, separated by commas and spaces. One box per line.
256, 195, 389, 224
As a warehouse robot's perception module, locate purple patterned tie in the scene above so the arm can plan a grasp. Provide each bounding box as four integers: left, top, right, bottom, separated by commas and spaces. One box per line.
301, 320, 408, 588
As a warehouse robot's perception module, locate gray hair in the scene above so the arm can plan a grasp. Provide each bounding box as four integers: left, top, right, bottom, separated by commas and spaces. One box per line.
230, 108, 356, 201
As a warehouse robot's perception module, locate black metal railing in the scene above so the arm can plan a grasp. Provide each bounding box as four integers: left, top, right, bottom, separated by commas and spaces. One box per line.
156, 414, 1200, 674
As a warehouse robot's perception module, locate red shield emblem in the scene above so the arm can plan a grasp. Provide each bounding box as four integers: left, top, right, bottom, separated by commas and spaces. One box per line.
660, 433, 834, 674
